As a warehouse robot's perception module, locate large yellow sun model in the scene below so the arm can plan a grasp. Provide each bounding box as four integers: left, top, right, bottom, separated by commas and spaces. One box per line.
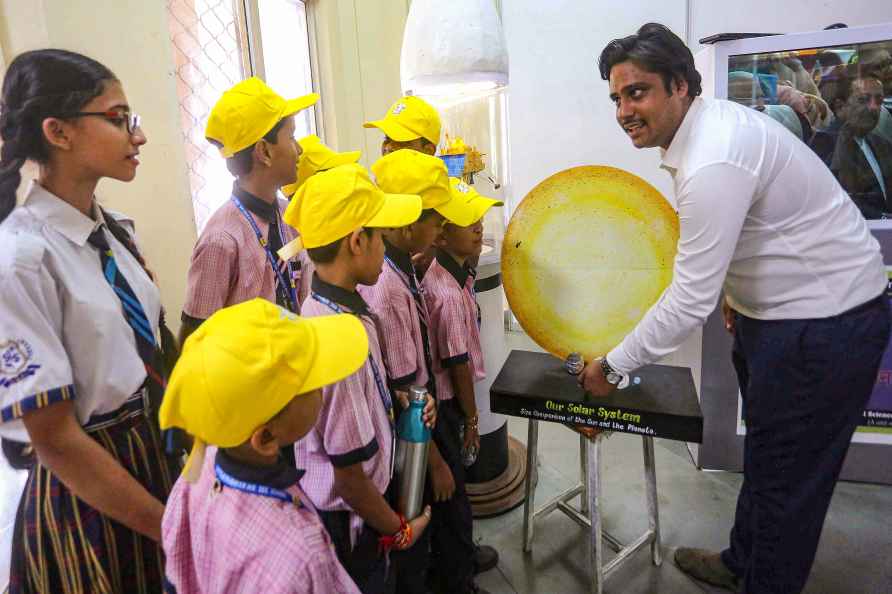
502, 165, 679, 361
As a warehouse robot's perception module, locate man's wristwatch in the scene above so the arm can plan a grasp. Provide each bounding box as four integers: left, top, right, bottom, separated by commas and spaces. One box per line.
600, 357, 623, 386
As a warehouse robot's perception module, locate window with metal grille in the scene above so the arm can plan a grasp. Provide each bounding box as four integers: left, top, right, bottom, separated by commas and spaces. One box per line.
167, 0, 317, 234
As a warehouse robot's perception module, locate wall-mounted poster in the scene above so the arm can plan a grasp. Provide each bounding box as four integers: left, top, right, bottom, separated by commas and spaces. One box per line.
736, 267, 892, 445
855, 268, 892, 444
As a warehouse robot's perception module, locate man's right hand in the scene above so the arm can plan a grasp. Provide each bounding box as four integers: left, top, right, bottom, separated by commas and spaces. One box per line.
430, 456, 456, 502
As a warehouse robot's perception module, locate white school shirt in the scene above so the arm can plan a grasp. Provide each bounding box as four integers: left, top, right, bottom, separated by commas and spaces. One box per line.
607, 97, 886, 375
0, 181, 161, 441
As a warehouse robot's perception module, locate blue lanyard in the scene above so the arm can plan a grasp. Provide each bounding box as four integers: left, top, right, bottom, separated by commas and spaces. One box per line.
310, 292, 394, 423
464, 271, 482, 330
383, 255, 435, 376
384, 256, 422, 299
230, 196, 297, 311
214, 463, 299, 506
311, 291, 397, 479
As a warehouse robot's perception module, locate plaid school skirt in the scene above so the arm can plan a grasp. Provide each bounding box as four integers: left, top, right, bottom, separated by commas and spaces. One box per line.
7, 390, 175, 594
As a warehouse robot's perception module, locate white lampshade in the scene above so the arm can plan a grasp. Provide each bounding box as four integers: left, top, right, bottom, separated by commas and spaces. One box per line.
401, 0, 508, 97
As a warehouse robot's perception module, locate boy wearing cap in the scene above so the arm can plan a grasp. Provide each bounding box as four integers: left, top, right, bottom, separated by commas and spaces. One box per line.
281, 134, 362, 308
364, 96, 441, 157
365, 96, 445, 279
160, 298, 366, 594
422, 180, 503, 594
359, 149, 450, 594
281, 135, 362, 199
180, 77, 318, 347
361, 150, 498, 594
284, 164, 433, 594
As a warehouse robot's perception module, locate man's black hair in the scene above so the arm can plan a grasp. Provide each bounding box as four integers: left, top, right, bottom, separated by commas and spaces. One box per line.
598, 23, 702, 99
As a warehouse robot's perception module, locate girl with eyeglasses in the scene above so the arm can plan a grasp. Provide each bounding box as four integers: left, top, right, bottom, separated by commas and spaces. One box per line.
0, 49, 177, 593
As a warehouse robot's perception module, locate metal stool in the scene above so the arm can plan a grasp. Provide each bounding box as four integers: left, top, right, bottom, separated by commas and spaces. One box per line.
522, 421, 662, 594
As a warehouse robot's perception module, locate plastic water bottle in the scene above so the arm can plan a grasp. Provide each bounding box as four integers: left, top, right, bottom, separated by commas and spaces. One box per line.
396, 386, 431, 520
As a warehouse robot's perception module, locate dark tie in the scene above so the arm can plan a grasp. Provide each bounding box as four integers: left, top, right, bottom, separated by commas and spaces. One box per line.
87, 227, 166, 393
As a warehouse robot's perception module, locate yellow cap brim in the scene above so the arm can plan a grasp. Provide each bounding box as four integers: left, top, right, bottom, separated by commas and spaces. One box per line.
365, 193, 423, 228
363, 118, 421, 142
283, 93, 320, 118
437, 196, 504, 227
297, 313, 369, 395
174, 312, 368, 482
281, 182, 300, 199
210, 93, 320, 159
421, 186, 452, 210
282, 150, 362, 198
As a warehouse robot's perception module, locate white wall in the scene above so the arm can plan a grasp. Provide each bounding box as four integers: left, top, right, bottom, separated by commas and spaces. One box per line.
313, 0, 410, 164
502, 1, 687, 209
501, 1, 703, 382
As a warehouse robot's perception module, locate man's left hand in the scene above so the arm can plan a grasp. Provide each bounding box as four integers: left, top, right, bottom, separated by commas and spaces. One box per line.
579, 359, 616, 397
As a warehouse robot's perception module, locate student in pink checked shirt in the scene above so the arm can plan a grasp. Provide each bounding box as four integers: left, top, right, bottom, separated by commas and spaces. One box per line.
362, 150, 501, 594
422, 180, 503, 594
158, 298, 369, 594
283, 164, 436, 594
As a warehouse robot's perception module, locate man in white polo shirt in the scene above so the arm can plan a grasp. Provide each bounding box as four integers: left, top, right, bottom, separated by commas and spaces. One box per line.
582, 23, 890, 594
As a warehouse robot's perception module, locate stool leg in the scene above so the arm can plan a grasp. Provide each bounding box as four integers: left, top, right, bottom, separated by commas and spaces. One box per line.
522, 419, 539, 553
642, 436, 662, 566
587, 436, 603, 594
579, 433, 589, 515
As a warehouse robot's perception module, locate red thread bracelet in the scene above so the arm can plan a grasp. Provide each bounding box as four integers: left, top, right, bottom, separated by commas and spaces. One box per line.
378, 514, 409, 553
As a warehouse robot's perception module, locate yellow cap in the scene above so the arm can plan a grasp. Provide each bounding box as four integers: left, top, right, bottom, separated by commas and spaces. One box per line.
363, 96, 441, 145
160, 298, 367, 480
282, 135, 362, 197
371, 149, 451, 210
438, 177, 504, 227
278, 163, 422, 258
206, 77, 319, 158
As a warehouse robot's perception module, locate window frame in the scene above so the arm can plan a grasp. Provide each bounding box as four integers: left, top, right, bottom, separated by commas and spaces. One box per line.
240, 0, 324, 138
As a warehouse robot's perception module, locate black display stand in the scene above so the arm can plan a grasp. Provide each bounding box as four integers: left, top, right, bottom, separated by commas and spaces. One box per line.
490, 350, 704, 443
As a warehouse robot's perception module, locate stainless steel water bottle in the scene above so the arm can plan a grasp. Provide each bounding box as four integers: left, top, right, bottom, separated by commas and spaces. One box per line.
396, 386, 431, 520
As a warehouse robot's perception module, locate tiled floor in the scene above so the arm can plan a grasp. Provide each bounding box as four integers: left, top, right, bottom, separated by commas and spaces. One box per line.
470, 418, 892, 594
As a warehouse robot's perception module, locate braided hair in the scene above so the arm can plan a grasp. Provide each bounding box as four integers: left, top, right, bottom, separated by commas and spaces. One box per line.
0, 49, 116, 222
1, 51, 182, 465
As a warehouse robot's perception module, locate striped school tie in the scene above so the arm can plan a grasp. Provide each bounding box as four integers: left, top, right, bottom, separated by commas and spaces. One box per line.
87, 228, 166, 393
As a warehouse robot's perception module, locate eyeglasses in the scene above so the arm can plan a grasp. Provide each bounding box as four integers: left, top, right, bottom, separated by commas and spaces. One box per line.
63, 110, 142, 135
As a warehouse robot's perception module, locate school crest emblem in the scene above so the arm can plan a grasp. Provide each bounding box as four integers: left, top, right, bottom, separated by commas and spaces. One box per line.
1, 340, 31, 377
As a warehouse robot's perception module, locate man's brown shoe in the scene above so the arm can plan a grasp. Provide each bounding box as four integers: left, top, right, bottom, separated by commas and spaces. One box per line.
674, 548, 740, 591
